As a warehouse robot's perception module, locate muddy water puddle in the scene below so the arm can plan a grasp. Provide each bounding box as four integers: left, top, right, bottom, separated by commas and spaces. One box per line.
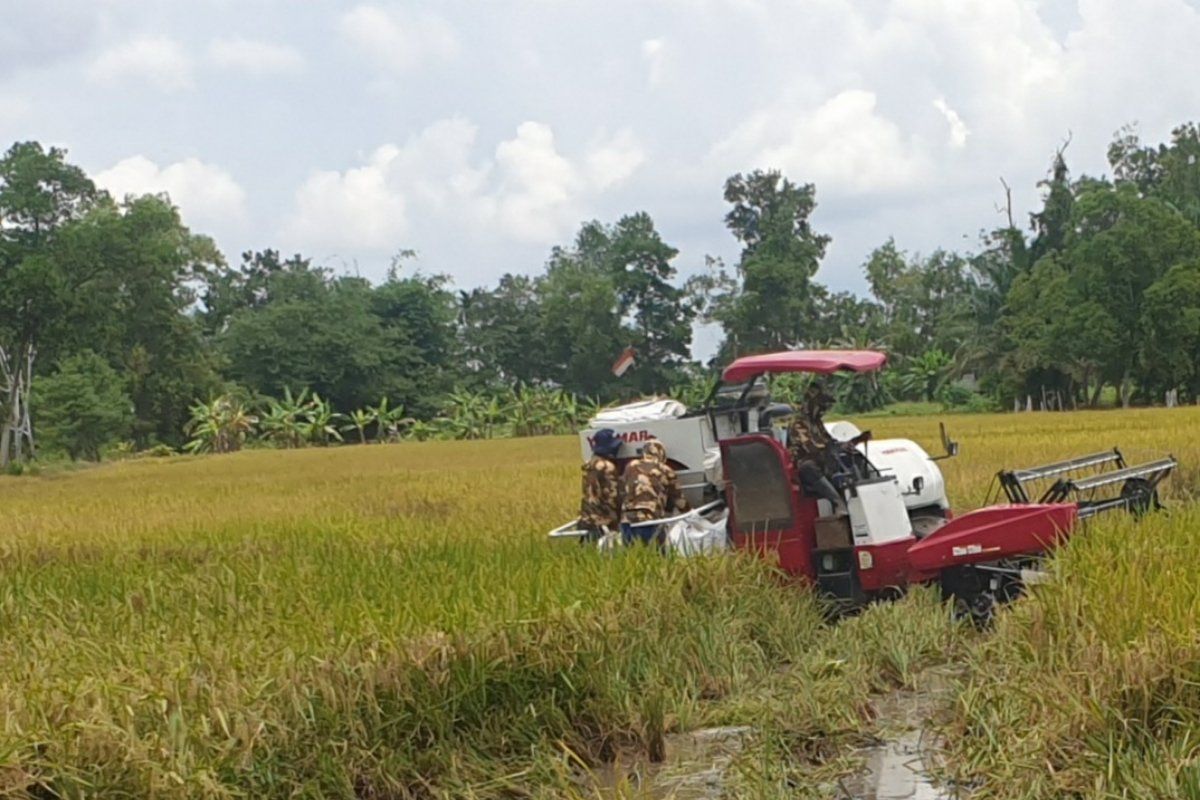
838, 668, 958, 800
582, 667, 958, 799
583, 725, 752, 798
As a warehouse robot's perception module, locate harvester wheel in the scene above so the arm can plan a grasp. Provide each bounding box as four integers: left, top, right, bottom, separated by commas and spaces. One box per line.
1120, 477, 1158, 517
953, 590, 997, 629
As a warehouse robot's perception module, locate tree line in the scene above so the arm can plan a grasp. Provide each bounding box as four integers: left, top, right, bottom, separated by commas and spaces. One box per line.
3, 123, 1200, 464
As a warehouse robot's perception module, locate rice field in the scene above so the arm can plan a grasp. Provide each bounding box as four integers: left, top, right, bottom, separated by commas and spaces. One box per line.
1, 407, 1199, 798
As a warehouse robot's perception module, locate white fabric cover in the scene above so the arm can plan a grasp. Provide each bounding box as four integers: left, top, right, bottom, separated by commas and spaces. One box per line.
665, 509, 730, 556
703, 446, 723, 487
589, 398, 687, 426
824, 420, 863, 443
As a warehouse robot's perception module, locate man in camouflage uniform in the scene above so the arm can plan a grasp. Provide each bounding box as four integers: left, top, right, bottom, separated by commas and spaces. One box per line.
579, 428, 623, 543
620, 439, 689, 546
787, 382, 847, 512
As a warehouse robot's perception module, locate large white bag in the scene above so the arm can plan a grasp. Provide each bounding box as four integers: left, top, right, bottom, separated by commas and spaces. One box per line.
665, 509, 730, 556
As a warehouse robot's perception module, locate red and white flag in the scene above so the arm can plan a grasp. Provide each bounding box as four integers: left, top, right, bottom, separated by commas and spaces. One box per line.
611, 346, 636, 377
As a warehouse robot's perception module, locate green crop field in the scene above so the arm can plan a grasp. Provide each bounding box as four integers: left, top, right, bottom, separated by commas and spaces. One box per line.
2, 408, 1199, 798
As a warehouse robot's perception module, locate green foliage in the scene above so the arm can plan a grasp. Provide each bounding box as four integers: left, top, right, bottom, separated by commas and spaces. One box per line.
341, 407, 378, 445
259, 387, 312, 449
184, 395, 257, 454
1139, 259, 1200, 399
899, 349, 953, 402
15, 119, 1200, 455
694, 170, 831, 356
34, 351, 132, 461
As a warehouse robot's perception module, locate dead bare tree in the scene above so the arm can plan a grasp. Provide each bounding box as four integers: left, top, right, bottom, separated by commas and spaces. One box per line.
0, 342, 36, 468
998, 177, 1016, 229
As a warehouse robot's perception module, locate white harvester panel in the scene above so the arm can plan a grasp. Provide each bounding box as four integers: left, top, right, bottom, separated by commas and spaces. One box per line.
847, 479, 913, 546
860, 438, 949, 512
580, 401, 746, 507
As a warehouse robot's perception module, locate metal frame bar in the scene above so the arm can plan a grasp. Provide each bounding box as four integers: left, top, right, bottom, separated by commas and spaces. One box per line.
997, 448, 1127, 504
547, 499, 727, 540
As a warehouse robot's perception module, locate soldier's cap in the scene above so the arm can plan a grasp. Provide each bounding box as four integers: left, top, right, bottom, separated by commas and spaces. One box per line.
591, 428, 622, 457
804, 381, 835, 408
642, 439, 667, 463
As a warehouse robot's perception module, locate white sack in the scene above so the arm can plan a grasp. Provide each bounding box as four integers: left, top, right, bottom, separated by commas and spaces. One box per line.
589, 398, 687, 426
665, 509, 730, 556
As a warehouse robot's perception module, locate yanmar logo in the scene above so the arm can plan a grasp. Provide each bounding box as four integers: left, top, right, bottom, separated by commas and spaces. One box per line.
588, 430, 653, 447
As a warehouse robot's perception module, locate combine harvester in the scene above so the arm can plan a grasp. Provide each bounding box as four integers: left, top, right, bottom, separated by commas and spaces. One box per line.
550, 350, 1177, 621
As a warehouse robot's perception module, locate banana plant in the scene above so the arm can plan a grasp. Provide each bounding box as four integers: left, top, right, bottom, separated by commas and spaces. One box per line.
341, 407, 378, 444
302, 393, 344, 445
184, 395, 257, 454
373, 397, 414, 443
260, 387, 309, 448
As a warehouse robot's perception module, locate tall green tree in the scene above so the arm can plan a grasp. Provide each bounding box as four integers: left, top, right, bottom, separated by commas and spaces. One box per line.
1110, 123, 1200, 225
538, 256, 625, 398
1139, 259, 1200, 399
34, 351, 132, 461
571, 213, 694, 392
704, 170, 832, 355
54, 195, 222, 445
0, 142, 99, 465
1062, 181, 1200, 404
458, 274, 546, 387
862, 240, 973, 359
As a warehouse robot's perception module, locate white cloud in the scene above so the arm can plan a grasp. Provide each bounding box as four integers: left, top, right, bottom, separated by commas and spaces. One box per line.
585, 129, 647, 191
95, 156, 247, 228
282, 118, 646, 252
87, 37, 193, 92
207, 37, 304, 75
933, 98, 969, 148
285, 146, 410, 250
339, 4, 460, 72
490, 122, 583, 242
641, 38, 666, 87
0, 91, 32, 123
714, 89, 929, 195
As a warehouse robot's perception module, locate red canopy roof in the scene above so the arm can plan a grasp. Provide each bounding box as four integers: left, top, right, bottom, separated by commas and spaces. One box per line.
721, 350, 887, 383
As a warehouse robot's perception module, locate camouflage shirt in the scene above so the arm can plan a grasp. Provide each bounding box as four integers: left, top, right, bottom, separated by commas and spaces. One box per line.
620, 454, 688, 524
787, 411, 834, 467
579, 455, 621, 530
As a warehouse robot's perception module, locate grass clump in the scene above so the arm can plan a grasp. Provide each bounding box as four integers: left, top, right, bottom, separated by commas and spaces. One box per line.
3, 408, 1200, 796
942, 506, 1200, 798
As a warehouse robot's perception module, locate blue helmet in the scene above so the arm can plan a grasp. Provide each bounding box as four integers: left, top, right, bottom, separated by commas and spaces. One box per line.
591, 428, 622, 458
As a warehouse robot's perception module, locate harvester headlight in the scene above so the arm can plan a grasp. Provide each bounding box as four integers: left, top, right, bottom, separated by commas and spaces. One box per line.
857, 551, 874, 570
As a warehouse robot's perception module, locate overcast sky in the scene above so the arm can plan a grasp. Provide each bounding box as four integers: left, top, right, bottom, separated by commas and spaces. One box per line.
3, 0, 1199, 357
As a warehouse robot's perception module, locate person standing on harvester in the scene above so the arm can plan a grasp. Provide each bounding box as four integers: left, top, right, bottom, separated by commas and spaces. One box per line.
579, 428, 623, 542
620, 439, 688, 546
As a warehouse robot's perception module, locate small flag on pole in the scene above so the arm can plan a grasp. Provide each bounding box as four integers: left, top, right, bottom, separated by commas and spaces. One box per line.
611, 346, 636, 377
